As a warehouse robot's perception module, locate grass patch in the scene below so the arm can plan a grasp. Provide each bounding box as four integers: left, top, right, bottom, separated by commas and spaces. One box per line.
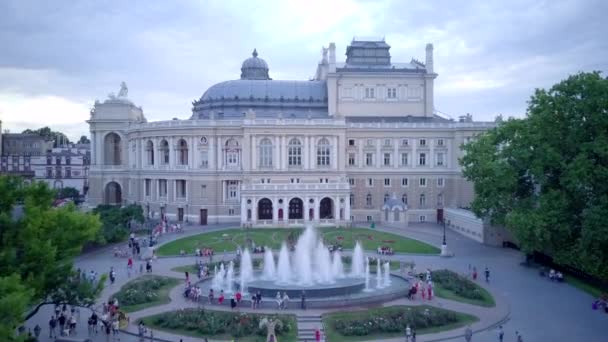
140, 308, 297, 341
323, 305, 478, 341
111, 275, 180, 312
565, 275, 607, 298
432, 270, 495, 307
157, 227, 438, 256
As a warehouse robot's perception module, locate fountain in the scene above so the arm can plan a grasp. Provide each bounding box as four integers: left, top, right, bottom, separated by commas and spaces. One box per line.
203, 225, 408, 302
364, 257, 371, 291
239, 249, 253, 293
262, 248, 276, 280
226, 261, 235, 294
351, 241, 364, 277
376, 259, 383, 289
331, 251, 345, 278
383, 262, 391, 287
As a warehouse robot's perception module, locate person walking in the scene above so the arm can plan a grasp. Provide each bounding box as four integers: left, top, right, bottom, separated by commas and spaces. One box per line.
315, 327, 321, 342
472, 267, 478, 281
497, 325, 504, 342
49, 315, 57, 338
485, 267, 490, 283
230, 295, 237, 310
33, 324, 41, 339
109, 267, 116, 285
464, 325, 473, 342
516, 331, 523, 342
405, 324, 412, 341
411, 329, 416, 342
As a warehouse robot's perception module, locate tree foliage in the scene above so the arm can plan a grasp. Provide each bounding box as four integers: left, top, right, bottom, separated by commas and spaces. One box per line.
77, 135, 90, 144
56, 186, 80, 200
93, 204, 145, 244
0, 176, 103, 337
22, 126, 70, 147
461, 72, 608, 282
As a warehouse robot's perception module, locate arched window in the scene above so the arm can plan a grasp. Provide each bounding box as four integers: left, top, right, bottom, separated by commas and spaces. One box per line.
104, 132, 122, 165
146, 140, 154, 165
177, 139, 188, 165
225, 139, 240, 167
288, 138, 302, 166
317, 138, 330, 166
350, 193, 354, 206
160, 140, 169, 165
420, 194, 426, 207
402, 194, 408, 205
259, 138, 273, 168
366, 194, 372, 206
384, 193, 390, 203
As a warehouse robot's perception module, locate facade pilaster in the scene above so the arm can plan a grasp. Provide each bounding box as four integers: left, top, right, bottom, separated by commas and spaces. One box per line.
376, 139, 381, 167
314, 196, 320, 221
251, 135, 257, 170
169, 137, 175, 168
240, 197, 247, 224
332, 136, 338, 170
273, 197, 279, 223
393, 141, 398, 168
273, 136, 280, 170
358, 140, 363, 169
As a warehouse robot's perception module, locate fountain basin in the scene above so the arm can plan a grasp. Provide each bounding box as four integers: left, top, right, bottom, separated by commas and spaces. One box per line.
245, 276, 365, 298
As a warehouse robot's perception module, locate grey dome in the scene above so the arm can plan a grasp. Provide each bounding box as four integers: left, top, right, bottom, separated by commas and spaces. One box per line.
241, 49, 270, 80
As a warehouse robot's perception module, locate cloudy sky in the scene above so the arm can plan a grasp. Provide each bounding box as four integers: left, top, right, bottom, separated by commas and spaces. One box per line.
1, 0, 606, 140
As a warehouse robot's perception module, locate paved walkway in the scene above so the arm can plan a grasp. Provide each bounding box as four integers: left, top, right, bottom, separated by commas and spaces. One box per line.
24, 222, 608, 341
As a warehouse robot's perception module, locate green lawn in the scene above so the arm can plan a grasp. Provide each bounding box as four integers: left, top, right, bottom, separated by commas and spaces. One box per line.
157, 227, 439, 256
433, 283, 495, 307
431, 270, 495, 307
140, 309, 297, 342
565, 275, 607, 298
111, 275, 180, 312
323, 305, 478, 342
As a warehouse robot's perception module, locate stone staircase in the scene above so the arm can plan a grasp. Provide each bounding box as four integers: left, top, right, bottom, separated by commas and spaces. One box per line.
297, 314, 324, 341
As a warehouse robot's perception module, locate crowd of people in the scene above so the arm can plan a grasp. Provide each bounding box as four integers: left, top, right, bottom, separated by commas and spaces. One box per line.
407, 269, 434, 301
377, 245, 394, 255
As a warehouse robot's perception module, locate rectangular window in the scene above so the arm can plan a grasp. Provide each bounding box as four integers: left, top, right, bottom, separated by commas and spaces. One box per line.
419, 139, 426, 147
319, 178, 323, 183
384, 178, 391, 187
365, 87, 375, 99
201, 185, 207, 197
47, 157, 52, 165
438, 178, 445, 187
367, 178, 373, 187
228, 208, 235, 216
400, 153, 408, 166
46, 167, 53, 178
387, 87, 397, 99
144, 179, 151, 197
401, 178, 408, 187
366, 153, 374, 166
348, 139, 355, 146
56, 157, 61, 165
66, 157, 71, 165
383, 153, 391, 166
419, 215, 426, 222
349, 178, 355, 186
348, 153, 356, 166
176, 180, 187, 198
65, 167, 71, 178
419, 178, 427, 187
401, 138, 408, 146
436, 152, 444, 166
227, 180, 238, 199
366, 215, 373, 222
419, 153, 426, 166
267, 179, 271, 183
159, 179, 168, 197
384, 139, 391, 147
200, 151, 208, 168
437, 139, 444, 146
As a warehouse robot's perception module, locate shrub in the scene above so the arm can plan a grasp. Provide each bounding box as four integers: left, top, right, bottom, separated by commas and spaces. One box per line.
432, 270, 484, 300
114, 276, 176, 306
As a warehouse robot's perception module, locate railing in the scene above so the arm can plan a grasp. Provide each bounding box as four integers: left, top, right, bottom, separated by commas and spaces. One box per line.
348, 121, 496, 129
241, 183, 350, 191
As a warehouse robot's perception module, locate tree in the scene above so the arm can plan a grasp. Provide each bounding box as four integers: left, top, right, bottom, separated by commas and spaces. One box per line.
22, 126, 71, 147
0, 176, 103, 337
93, 204, 145, 244
78, 135, 90, 144
461, 72, 608, 282
57, 186, 80, 200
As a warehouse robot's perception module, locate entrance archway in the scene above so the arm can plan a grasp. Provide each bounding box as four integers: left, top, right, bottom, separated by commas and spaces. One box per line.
104, 181, 122, 205
258, 198, 273, 220
288, 198, 303, 219
320, 197, 333, 219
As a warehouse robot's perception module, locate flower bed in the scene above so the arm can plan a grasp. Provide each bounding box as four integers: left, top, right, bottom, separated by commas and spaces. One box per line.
323, 305, 477, 341
432, 270, 495, 307
141, 308, 297, 341
113, 275, 180, 312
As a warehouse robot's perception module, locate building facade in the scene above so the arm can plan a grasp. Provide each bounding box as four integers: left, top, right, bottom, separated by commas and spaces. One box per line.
87, 39, 494, 226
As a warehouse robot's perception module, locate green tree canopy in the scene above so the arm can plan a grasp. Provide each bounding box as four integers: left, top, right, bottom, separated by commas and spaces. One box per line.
0, 176, 103, 339
57, 186, 80, 199
93, 204, 145, 244
461, 72, 608, 282
22, 126, 70, 147
78, 135, 90, 144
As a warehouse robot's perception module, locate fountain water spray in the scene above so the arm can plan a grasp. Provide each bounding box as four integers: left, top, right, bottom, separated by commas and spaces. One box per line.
262, 248, 276, 280
294, 226, 315, 285
364, 257, 370, 291
332, 251, 345, 278
315, 241, 333, 283
239, 248, 253, 293
383, 262, 391, 287
212, 264, 225, 290
226, 261, 235, 293
277, 242, 291, 284
351, 241, 364, 277
376, 259, 383, 289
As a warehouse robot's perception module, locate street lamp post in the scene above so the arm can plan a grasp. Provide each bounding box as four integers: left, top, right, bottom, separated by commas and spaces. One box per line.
441, 219, 449, 257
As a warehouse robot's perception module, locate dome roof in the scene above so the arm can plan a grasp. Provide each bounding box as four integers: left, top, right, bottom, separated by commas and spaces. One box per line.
241, 49, 270, 80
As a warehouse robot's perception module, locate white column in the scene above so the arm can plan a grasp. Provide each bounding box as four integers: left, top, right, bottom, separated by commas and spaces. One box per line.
376, 139, 381, 167
154, 137, 160, 169
412, 139, 417, 168
430, 143, 435, 169
281, 136, 287, 169
251, 135, 257, 170
304, 198, 310, 222
209, 136, 215, 169
241, 197, 247, 225
90, 132, 96, 165
358, 140, 363, 169
332, 136, 338, 170
252, 197, 257, 223
446, 139, 451, 169
273, 136, 280, 170
303, 136, 309, 169
169, 137, 175, 168
189, 137, 195, 169
221, 180, 226, 203
314, 197, 320, 221
96, 132, 103, 165
273, 197, 279, 223
393, 141, 398, 168
217, 137, 223, 170
309, 137, 315, 170
345, 195, 351, 223
283, 199, 289, 221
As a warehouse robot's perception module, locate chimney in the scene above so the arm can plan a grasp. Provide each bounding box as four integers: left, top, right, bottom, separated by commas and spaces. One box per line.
425, 43, 434, 73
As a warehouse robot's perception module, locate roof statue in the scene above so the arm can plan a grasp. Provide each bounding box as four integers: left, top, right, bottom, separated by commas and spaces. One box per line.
118, 81, 128, 98
321, 46, 328, 63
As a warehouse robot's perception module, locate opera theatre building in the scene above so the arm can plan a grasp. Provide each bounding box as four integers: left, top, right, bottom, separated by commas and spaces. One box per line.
87, 39, 494, 227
